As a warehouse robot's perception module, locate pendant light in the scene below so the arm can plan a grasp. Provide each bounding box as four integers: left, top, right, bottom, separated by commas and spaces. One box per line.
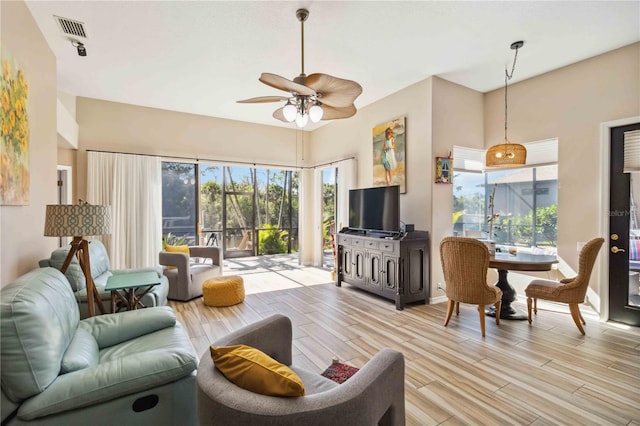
486, 41, 527, 168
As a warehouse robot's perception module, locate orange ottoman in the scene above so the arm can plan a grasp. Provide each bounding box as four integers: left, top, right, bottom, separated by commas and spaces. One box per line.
202, 276, 245, 307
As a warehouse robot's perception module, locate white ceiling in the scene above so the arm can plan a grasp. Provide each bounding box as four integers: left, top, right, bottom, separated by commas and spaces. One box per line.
25, 1, 640, 131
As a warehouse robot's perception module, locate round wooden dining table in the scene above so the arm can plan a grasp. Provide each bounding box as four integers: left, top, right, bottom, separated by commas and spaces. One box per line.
487, 252, 558, 320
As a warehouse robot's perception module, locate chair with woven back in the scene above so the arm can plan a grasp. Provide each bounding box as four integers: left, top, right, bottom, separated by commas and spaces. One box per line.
440, 237, 503, 337
525, 237, 604, 335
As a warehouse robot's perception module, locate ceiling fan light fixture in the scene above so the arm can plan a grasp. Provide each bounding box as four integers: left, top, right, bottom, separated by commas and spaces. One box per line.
309, 104, 323, 123
295, 112, 309, 128
238, 8, 362, 127
283, 102, 297, 122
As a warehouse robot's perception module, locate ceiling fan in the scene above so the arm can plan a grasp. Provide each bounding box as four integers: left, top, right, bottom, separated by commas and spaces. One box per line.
238, 8, 363, 128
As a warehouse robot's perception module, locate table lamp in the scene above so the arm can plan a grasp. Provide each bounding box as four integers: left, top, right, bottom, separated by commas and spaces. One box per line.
44, 202, 112, 317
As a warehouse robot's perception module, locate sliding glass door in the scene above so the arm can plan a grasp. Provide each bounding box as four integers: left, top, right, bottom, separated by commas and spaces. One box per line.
223, 166, 255, 258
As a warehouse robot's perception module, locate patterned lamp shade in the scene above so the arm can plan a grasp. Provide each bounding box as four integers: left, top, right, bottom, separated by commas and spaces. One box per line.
44, 204, 112, 237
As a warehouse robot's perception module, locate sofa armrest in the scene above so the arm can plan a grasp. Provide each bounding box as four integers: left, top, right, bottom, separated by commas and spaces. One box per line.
214, 314, 292, 365
79, 306, 176, 348
189, 246, 222, 267
17, 342, 197, 421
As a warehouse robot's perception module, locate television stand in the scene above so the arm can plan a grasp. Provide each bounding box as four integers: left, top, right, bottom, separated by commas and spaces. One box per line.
336, 230, 429, 310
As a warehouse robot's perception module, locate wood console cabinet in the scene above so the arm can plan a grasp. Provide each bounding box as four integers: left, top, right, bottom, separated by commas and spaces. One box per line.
336, 230, 429, 310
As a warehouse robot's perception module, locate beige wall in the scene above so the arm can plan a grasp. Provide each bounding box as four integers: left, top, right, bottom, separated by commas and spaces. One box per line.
75, 98, 302, 200
430, 77, 485, 298
307, 78, 432, 267
0, 0, 57, 286
485, 42, 640, 298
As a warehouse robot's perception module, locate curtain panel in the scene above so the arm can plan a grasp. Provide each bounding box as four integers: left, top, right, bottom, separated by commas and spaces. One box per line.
87, 152, 162, 269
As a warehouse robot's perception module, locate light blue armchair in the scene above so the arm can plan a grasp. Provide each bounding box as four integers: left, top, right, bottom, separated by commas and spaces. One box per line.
1, 267, 198, 425
40, 239, 169, 318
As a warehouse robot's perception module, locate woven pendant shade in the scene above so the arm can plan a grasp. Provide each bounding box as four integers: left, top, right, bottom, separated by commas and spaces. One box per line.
486, 142, 527, 168
486, 41, 527, 169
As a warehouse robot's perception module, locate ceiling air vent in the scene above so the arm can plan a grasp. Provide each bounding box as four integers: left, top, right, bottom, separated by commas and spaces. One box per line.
54, 15, 87, 38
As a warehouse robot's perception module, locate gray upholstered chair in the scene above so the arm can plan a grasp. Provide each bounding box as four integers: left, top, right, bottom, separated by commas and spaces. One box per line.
159, 246, 223, 301
197, 314, 406, 426
440, 236, 502, 337
1, 267, 198, 425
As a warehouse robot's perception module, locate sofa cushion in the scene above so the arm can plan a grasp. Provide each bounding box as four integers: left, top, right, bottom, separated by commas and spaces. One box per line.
0, 268, 79, 401
61, 328, 99, 374
210, 344, 305, 397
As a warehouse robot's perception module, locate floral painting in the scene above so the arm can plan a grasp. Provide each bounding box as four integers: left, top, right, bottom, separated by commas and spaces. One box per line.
1, 48, 30, 205
372, 116, 406, 193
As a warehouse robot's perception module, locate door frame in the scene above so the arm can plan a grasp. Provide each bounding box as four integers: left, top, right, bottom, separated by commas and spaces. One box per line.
598, 116, 640, 321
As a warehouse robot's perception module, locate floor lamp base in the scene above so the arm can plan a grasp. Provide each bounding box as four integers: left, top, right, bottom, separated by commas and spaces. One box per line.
60, 236, 104, 317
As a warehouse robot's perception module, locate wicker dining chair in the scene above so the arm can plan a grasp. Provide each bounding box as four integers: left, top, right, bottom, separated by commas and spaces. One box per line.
440, 237, 502, 337
525, 237, 604, 335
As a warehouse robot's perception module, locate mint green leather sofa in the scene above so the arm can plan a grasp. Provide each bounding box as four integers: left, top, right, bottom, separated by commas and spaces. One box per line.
40, 240, 169, 318
1, 267, 198, 425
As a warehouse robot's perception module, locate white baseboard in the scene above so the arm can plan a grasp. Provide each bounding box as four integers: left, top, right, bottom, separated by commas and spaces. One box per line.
429, 295, 447, 304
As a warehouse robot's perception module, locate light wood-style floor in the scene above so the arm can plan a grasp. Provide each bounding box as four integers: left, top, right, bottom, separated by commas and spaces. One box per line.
170, 255, 640, 426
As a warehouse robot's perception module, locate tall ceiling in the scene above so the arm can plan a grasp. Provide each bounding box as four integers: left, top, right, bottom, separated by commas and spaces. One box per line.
25, 1, 640, 130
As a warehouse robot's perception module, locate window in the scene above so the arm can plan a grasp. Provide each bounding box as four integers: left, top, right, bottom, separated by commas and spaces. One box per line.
161, 161, 298, 258
453, 142, 558, 250
161, 162, 197, 245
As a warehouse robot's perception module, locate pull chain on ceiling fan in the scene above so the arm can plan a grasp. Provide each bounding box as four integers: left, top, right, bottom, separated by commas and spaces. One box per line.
238, 8, 363, 128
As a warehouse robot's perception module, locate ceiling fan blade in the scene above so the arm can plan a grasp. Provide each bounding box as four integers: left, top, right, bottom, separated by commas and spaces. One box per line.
306, 73, 363, 108
259, 73, 315, 96
321, 104, 357, 120
272, 107, 289, 123
237, 96, 289, 104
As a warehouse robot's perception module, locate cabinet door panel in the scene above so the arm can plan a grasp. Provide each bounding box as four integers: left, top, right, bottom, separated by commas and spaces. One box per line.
341, 246, 353, 279
383, 254, 398, 292
354, 250, 366, 283
406, 247, 426, 295
368, 251, 382, 288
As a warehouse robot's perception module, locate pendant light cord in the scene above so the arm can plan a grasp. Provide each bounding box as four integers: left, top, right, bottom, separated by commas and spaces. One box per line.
504, 45, 520, 144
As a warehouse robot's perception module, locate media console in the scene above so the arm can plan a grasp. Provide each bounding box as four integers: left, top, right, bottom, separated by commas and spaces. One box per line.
336, 229, 429, 310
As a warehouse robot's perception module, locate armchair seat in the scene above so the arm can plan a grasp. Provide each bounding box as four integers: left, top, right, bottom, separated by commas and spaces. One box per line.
197, 314, 405, 426
160, 246, 223, 301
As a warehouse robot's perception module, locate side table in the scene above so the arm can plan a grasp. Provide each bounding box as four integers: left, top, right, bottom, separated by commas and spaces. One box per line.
106, 271, 161, 313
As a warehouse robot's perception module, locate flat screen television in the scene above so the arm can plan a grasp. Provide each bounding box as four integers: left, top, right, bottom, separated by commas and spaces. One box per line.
348, 185, 400, 233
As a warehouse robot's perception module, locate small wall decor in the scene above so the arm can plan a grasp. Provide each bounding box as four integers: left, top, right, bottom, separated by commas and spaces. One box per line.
372, 116, 406, 193
435, 156, 452, 184
1, 48, 30, 205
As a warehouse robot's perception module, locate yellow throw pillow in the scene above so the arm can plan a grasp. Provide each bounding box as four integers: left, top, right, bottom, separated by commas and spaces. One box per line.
210, 344, 305, 397
164, 244, 190, 270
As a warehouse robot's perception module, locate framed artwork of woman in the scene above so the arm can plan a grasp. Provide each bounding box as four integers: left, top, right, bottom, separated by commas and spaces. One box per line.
372, 117, 406, 193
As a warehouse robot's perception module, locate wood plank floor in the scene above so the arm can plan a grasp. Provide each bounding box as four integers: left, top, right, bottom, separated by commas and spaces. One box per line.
170, 255, 640, 426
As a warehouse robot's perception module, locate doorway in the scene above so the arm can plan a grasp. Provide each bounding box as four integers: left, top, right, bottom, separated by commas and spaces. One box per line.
609, 122, 640, 326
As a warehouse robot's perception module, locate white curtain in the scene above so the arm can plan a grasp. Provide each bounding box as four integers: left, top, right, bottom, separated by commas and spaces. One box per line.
336, 158, 357, 232
311, 168, 323, 267
87, 152, 162, 269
